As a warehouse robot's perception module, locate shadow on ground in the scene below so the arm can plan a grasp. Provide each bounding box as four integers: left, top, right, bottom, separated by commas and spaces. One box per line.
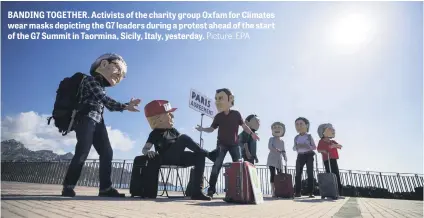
1, 194, 193, 202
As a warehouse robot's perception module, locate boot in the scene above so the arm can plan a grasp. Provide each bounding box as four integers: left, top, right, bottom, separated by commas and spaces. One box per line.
271, 183, 275, 197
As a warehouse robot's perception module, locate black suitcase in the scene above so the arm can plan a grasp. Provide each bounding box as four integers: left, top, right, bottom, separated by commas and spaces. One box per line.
130, 155, 161, 198
317, 153, 339, 200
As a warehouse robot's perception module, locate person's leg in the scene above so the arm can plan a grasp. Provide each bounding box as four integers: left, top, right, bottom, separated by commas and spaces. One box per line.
174, 134, 209, 155
62, 117, 96, 197
331, 159, 342, 195
306, 153, 315, 197
173, 151, 210, 200
92, 121, 124, 197
208, 146, 228, 196
228, 145, 242, 162
269, 166, 276, 196
295, 154, 306, 197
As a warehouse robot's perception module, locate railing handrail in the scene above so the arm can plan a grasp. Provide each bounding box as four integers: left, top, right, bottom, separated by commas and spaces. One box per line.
2, 159, 422, 176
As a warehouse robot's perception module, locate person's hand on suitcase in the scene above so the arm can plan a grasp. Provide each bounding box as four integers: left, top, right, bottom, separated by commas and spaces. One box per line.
146, 151, 157, 159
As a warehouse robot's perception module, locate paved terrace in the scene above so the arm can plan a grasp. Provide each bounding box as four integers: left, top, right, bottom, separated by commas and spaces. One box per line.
1, 182, 423, 218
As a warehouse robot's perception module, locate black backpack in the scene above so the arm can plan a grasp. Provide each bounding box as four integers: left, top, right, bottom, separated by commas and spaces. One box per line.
47, 72, 87, 136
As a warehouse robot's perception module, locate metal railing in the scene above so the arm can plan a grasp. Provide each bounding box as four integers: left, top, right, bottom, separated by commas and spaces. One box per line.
1, 160, 423, 199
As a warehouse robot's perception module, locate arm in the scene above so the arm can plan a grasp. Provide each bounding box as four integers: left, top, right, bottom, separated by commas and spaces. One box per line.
201, 114, 219, 133
85, 77, 127, 112
331, 140, 342, 149
142, 142, 153, 155
241, 123, 255, 135
201, 127, 215, 133
309, 134, 317, 150
143, 131, 157, 155
268, 138, 280, 152
293, 137, 297, 151
317, 140, 328, 153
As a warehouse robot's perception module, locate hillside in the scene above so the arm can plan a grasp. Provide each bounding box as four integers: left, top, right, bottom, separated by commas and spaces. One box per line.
1, 139, 74, 161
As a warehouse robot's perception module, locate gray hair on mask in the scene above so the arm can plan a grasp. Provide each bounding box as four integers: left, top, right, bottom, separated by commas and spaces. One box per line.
89, 53, 127, 77
317, 123, 333, 138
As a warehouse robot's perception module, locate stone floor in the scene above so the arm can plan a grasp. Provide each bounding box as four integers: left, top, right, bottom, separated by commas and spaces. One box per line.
1, 182, 422, 218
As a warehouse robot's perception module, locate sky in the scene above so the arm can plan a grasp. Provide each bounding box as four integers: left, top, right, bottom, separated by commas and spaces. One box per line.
1, 1, 423, 175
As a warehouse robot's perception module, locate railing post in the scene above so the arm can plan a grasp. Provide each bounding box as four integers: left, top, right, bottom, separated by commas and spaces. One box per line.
379, 172, 385, 189
119, 160, 126, 189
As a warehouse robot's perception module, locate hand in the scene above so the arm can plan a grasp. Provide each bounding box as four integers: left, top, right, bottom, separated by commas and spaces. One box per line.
195, 125, 203, 132
125, 98, 141, 112
146, 151, 157, 159
251, 132, 260, 141
283, 155, 287, 162
255, 157, 259, 163
320, 150, 328, 154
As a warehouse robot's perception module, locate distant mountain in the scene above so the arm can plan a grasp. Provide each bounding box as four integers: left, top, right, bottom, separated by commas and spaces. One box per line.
1, 139, 74, 161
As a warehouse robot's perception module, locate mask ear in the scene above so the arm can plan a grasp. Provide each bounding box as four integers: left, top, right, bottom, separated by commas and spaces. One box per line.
229, 95, 234, 105
100, 60, 109, 68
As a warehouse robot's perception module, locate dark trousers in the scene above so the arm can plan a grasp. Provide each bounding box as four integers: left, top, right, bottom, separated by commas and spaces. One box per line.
63, 116, 113, 190
269, 166, 282, 183
295, 152, 315, 194
324, 159, 342, 195
208, 145, 241, 193
161, 134, 208, 195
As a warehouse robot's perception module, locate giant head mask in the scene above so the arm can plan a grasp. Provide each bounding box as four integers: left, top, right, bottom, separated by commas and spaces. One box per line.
245, 114, 260, 132
318, 123, 335, 139
295, 117, 310, 134
90, 53, 128, 87
215, 88, 234, 113
144, 100, 177, 129
271, 122, 285, 137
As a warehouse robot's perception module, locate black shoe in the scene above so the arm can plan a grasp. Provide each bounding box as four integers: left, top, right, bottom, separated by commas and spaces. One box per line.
294, 193, 302, 198
98, 187, 125, 197
61, 187, 76, 197
309, 194, 315, 198
191, 192, 212, 201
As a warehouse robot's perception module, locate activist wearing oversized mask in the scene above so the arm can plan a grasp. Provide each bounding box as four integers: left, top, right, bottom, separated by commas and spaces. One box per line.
317, 123, 343, 195
195, 88, 260, 198
61, 53, 140, 199
240, 114, 260, 164
293, 117, 317, 198
142, 100, 213, 201
267, 121, 287, 197
90, 53, 127, 87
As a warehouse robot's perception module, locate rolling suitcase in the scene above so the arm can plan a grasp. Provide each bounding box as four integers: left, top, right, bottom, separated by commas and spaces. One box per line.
129, 155, 161, 198
223, 161, 255, 204
317, 152, 339, 200
274, 160, 294, 198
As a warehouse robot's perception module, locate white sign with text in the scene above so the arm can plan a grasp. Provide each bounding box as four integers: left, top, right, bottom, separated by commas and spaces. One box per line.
189, 89, 216, 118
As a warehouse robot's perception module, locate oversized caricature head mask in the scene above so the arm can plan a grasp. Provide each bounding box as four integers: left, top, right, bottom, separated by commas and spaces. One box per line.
245, 114, 260, 132
144, 100, 177, 129
215, 88, 234, 113
271, 122, 285, 137
90, 53, 128, 87
318, 123, 335, 139
295, 117, 310, 134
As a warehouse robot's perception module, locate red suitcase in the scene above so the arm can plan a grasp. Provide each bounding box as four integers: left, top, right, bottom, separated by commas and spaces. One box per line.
274, 160, 294, 198
223, 161, 255, 204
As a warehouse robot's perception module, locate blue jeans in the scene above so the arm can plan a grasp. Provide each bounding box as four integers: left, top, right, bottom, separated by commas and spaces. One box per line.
63, 116, 113, 190
208, 145, 241, 193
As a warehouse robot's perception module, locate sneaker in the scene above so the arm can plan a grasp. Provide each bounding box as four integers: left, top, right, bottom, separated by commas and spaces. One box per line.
98, 187, 125, 197
309, 194, 315, 198
61, 187, 76, 197
191, 192, 212, 201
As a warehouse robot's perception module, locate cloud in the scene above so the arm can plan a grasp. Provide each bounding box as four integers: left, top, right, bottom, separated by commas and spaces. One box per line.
1, 111, 136, 157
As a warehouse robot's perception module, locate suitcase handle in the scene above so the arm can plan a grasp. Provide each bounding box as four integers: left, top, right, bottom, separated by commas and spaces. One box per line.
321, 151, 332, 174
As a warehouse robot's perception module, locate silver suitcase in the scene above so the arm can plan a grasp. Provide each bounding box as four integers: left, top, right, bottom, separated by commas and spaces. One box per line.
317, 152, 339, 200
